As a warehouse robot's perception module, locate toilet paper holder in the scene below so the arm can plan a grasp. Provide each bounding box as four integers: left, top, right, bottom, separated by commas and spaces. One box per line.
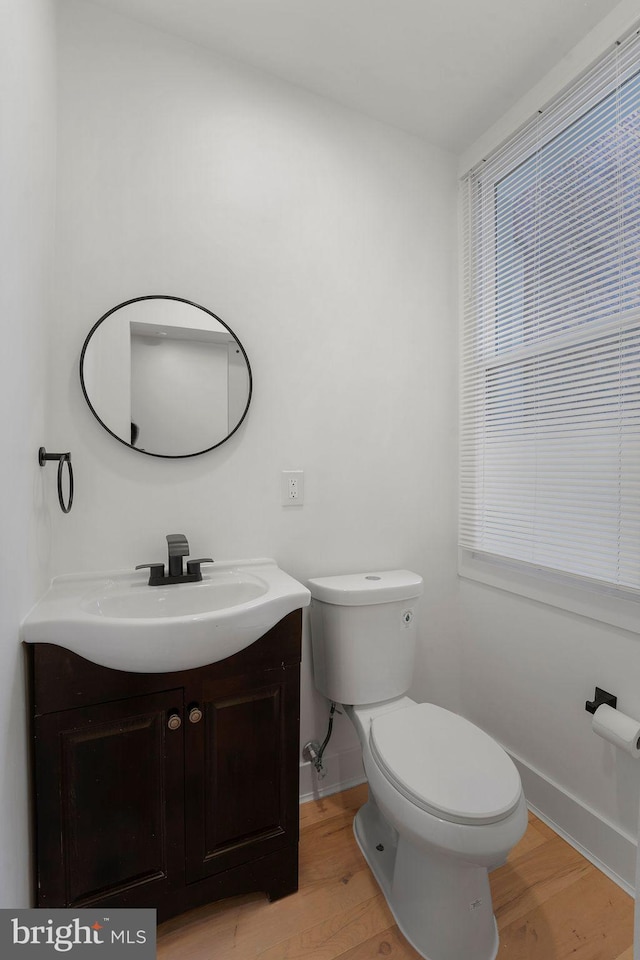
585, 686, 617, 715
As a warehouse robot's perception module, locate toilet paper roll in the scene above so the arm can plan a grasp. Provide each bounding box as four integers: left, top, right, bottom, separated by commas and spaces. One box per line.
592, 703, 640, 757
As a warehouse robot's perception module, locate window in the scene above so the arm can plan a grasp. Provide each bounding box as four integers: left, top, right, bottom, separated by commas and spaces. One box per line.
460, 27, 640, 598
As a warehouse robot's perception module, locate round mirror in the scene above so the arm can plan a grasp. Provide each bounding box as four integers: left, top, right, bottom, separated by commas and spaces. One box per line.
80, 296, 252, 458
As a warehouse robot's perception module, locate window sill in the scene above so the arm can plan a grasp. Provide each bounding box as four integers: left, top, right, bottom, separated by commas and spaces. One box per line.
458, 549, 640, 635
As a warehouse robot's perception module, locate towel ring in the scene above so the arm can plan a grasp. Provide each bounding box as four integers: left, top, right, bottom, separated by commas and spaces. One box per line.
38, 447, 74, 514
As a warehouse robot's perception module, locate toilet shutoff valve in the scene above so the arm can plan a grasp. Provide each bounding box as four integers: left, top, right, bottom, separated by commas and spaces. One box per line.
303, 739, 327, 779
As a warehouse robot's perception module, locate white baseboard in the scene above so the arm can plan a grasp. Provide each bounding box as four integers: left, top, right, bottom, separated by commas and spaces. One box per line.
510, 751, 636, 896
299, 745, 637, 896
299, 747, 365, 804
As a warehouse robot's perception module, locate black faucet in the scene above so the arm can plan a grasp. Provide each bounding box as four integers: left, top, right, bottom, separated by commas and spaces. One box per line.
136, 534, 213, 586
167, 533, 190, 578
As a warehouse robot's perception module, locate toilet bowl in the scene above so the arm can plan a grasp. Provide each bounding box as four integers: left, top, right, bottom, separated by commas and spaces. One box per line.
308, 570, 527, 960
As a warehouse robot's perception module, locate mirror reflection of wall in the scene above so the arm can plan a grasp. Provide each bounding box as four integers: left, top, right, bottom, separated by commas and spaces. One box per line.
80, 297, 252, 458
130, 330, 230, 455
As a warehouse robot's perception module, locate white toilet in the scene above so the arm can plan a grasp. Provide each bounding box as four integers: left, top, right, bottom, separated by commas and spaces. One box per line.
308, 569, 527, 960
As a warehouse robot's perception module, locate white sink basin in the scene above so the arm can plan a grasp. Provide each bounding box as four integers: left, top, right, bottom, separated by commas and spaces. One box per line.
22, 559, 310, 673
81, 577, 267, 619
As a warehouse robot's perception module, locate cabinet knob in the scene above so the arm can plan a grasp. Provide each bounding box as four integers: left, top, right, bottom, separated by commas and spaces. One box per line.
189, 705, 203, 724
167, 713, 182, 731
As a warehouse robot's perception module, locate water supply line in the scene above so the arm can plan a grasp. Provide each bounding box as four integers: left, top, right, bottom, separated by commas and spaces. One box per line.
303, 701, 340, 780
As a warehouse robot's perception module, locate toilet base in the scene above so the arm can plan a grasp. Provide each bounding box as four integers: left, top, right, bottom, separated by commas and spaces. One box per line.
354, 798, 499, 960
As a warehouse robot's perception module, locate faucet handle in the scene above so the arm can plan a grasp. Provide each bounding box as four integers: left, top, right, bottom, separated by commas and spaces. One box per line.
166, 533, 190, 555
135, 563, 165, 584
186, 558, 214, 579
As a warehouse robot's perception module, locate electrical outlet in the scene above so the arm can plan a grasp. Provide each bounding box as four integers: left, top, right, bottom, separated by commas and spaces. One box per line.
281, 470, 304, 506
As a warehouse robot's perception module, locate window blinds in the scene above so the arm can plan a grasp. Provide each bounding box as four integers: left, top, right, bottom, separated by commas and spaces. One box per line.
460, 27, 640, 591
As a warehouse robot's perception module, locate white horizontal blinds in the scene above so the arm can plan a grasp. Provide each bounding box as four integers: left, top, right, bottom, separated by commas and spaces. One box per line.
460, 27, 640, 591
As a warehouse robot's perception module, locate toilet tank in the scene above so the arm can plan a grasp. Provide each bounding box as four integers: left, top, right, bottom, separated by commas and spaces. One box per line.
308, 570, 423, 706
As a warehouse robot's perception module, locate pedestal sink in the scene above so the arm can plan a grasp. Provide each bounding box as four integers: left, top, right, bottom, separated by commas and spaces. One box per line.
22, 558, 311, 672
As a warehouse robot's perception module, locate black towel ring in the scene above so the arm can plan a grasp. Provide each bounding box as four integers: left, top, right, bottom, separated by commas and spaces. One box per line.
38, 447, 74, 514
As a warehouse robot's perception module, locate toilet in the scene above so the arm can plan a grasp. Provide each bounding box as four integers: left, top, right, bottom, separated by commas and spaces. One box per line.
308, 569, 527, 960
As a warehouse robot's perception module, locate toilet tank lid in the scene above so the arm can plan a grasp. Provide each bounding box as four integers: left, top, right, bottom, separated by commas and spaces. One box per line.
308, 570, 423, 605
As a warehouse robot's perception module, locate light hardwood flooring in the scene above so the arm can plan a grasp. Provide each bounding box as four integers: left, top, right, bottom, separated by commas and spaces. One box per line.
157, 784, 634, 959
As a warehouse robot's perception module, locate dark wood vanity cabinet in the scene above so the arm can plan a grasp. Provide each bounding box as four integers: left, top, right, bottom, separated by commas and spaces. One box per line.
26, 610, 302, 921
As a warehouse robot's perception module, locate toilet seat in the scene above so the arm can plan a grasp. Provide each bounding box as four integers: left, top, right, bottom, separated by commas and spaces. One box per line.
369, 702, 522, 826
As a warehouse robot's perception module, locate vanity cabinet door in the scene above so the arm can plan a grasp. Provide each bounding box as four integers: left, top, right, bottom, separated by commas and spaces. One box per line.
184, 663, 300, 885
33, 689, 185, 908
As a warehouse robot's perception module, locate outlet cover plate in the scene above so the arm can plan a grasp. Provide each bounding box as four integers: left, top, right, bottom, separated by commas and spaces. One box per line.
281, 470, 304, 506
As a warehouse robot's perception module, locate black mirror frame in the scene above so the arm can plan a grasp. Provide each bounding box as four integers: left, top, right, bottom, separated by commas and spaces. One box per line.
79, 295, 253, 459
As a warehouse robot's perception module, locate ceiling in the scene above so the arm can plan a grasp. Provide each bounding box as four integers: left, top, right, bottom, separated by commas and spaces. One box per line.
88, 0, 624, 153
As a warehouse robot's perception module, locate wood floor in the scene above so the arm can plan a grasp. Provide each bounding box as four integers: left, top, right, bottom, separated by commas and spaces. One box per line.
157, 783, 634, 960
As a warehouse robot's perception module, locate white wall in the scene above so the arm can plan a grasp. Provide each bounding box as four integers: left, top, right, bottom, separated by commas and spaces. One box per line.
51, 1, 459, 793
0, 0, 56, 907
458, 0, 640, 891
